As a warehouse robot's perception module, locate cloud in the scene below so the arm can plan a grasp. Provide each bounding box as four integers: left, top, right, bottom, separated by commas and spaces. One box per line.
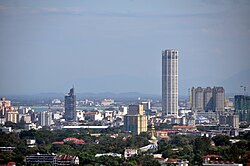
0, 4, 226, 19
0, 6, 87, 15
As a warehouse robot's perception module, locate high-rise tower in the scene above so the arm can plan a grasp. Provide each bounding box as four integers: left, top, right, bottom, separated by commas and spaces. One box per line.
191, 86, 225, 113
65, 87, 76, 121
162, 49, 178, 117
212, 87, 225, 113
124, 104, 147, 135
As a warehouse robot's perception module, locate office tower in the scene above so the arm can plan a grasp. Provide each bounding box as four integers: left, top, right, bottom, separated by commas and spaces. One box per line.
162, 49, 178, 116
235, 95, 250, 122
38, 111, 53, 127
124, 104, 147, 135
65, 88, 76, 121
212, 87, 225, 113
203, 87, 213, 112
191, 87, 204, 111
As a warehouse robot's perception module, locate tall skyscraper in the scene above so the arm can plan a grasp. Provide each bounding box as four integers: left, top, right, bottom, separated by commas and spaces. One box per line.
65, 88, 76, 121
162, 49, 178, 117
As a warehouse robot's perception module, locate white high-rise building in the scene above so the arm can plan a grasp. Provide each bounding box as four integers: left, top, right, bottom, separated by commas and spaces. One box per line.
38, 111, 53, 127
162, 49, 178, 117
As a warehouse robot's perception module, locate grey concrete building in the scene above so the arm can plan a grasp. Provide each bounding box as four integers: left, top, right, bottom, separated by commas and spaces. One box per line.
191, 87, 204, 111
38, 111, 53, 127
212, 87, 225, 113
204, 87, 213, 112
65, 88, 76, 121
162, 49, 178, 117
191, 87, 225, 113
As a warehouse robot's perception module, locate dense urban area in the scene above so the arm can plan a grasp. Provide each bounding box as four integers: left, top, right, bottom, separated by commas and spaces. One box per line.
0, 85, 250, 166
1, 0, 250, 164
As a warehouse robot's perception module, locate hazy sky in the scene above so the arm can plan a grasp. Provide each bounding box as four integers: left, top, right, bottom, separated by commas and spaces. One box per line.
0, 0, 250, 95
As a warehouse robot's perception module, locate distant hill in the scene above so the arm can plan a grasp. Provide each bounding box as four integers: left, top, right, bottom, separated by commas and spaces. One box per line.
6, 92, 161, 102
222, 68, 250, 94
77, 92, 160, 101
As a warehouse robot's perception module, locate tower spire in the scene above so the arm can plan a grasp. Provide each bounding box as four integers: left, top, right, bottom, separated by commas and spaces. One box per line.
150, 119, 157, 141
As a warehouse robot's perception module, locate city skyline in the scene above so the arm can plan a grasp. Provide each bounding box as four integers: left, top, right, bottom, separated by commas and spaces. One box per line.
0, 0, 250, 95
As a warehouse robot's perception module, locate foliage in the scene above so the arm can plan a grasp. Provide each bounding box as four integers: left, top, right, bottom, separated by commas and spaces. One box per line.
212, 135, 231, 146
155, 123, 173, 130
193, 136, 211, 155
170, 135, 191, 147
0, 127, 250, 165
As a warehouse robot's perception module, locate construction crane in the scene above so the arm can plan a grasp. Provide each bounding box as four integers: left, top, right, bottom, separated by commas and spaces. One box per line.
240, 85, 247, 96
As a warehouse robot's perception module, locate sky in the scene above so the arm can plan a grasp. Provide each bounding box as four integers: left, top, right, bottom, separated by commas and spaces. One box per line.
0, 0, 250, 96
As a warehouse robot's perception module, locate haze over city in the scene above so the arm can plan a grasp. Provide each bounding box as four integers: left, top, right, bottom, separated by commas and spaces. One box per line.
0, 0, 250, 95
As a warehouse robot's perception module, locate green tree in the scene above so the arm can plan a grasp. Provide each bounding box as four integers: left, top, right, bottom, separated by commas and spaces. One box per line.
78, 152, 95, 165
193, 136, 211, 155
170, 135, 191, 147
212, 135, 231, 146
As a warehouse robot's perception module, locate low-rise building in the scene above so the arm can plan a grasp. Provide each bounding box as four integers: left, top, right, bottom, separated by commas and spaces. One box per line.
101, 99, 114, 106
124, 148, 138, 159
26, 139, 36, 148
0, 147, 16, 152
54, 154, 79, 166
165, 158, 189, 166
172, 126, 197, 132
95, 153, 122, 158
19, 114, 32, 123
24, 123, 37, 130
25, 154, 79, 165
1, 127, 12, 133
202, 154, 243, 166
84, 111, 103, 121
26, 154, 56, 164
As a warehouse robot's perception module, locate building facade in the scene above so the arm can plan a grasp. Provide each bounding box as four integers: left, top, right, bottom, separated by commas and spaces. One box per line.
162, 49, 178, 117
219, 114, 239, 128
6, 111, 18, 123
191, 87, 225, 113
204, 87, 213, 111
191, 87, 204, 111
235, 95, 250, 122
65, 88, 76, 121
212, 87, 225, 113
38, 111, 53, 127
124, 104, 147, 135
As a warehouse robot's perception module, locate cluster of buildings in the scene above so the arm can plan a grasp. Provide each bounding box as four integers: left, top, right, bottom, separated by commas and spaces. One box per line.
190, 86, 250, 129
161, 49, 250, 133
191, 87, 225, 113
0, 98, 19, 125
0, 49, 249, 136
0, 97, 56, 131
0, 48, 250, 166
